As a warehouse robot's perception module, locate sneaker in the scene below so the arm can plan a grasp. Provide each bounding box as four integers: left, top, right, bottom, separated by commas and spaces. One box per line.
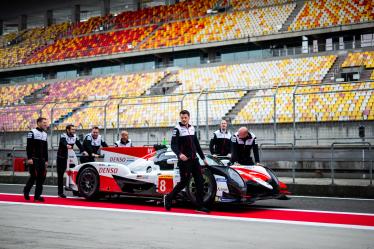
23, 192, 30, 201
34, 196, 45, 202
58, 194, 67, 198
195, 207, 210, 213
163, 195, 172, 211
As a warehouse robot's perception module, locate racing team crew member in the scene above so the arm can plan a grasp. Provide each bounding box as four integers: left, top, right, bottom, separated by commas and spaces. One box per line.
23, 117, 49, 202
114, 130, 132, 147
81, 126, 108, 163
230, 126, 260, 165
56, 124, 85, 198
164, 110, 210, 213
209, 119, 231, 157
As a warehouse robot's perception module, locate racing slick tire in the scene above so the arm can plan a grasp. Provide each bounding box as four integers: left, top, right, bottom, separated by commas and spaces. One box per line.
186, 168, 216, 207
77, 167, 100, 200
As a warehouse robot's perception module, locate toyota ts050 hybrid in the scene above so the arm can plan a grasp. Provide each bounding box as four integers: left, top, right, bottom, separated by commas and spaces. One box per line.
65, 146, 290, 206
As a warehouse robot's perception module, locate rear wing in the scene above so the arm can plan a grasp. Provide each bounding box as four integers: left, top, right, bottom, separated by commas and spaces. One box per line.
100, 146, 156, 165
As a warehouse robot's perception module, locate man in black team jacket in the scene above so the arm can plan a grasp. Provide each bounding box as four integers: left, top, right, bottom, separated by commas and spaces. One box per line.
56, 124, 85, 198
164, 110, 210, 213
209, 119, 231, 157
24, 117, 49, 202
231, 127, 260, 165
81, 126, 108, 163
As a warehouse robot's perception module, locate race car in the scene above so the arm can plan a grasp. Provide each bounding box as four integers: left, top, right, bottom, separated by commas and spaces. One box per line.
65, 146, 290, 206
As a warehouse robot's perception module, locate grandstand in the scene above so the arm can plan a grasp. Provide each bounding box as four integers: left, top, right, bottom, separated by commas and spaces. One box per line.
0, 0, 373, 147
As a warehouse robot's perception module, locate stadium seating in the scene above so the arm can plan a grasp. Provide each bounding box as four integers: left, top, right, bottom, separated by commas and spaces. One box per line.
112, 0, 216, 29
233, 82, 374, 124
0, 105, 43, 131
55, 100, 115, 130
141, 3, 295, 49
26, 26, 157, 63
289, 0, 374, 31
0, 31, 20, 46
171, 55, 336, 93
0, 22, 69, 68
341, 51, 374, 68
39, 72, 165, 103
0, 82, 46, 106
68, 15, 112, 36
224, 0, 294, 10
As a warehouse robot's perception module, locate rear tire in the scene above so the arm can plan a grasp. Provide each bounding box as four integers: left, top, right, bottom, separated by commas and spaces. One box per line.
186, 168, 216, 207
77, 167, 100, 200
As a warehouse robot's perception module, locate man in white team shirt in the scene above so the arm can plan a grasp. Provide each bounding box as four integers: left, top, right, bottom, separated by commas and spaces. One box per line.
81, 126, 108, 163
114, 130, 132, 147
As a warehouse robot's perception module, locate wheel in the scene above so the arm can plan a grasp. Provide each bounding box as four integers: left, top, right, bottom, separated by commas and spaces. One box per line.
77, 167, 100, 200
186, 168, 216, 207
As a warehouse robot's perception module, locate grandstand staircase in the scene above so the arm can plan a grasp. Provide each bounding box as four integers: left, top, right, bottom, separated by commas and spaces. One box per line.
279, 0, 306, 32
322, 52, 347, 83
51, 101, 89, 126
142, 71, 181, 96
22, 84, 50, 105
134, 25, 161, 50
359, 69, 373, 81
225, 90, 256, 122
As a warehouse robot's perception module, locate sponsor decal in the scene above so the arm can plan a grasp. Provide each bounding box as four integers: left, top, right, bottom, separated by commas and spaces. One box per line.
109, 157, 127, 163
98, 168, 119, 174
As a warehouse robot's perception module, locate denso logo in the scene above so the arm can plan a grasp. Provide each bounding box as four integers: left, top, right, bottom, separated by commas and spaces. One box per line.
99, 168, 118, 174
109, 157, 127, 163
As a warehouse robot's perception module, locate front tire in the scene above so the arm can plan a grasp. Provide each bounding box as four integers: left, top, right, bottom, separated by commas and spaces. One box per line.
77, 167, 100, 200
186, 168, 216, 207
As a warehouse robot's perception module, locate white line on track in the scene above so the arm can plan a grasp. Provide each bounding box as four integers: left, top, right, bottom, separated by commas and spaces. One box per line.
291, 195, 374, 201
0, 201, 373, 231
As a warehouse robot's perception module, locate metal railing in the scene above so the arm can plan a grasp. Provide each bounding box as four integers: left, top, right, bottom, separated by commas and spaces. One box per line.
259, 143, 296, 183
330, 142, 372, 185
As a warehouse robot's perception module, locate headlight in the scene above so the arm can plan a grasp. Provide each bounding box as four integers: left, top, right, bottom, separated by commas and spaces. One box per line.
227, 168, 245, 188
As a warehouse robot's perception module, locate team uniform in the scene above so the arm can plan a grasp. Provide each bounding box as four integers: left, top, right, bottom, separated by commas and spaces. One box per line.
168, 122, 206, 208
230, 131, 260, 165
81, 133, 108, 163
24, 128, 48, 200
56, 133, 84, 195
114, 139, 132, 147
209, 129, 231, 156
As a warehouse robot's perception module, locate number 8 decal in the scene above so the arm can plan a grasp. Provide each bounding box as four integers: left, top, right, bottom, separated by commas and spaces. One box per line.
159, 180, 166, 192
158, 175, 173, 194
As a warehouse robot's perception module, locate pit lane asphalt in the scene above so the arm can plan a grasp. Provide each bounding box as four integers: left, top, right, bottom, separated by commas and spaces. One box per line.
0, 184, 373, 249
0, 184, 373, 213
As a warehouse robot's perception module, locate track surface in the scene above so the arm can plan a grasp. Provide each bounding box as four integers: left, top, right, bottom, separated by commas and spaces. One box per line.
0, 184, 373, 249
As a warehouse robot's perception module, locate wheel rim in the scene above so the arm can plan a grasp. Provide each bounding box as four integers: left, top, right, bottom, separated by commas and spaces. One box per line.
189, 174, 213, 202
79, 170, 97, 196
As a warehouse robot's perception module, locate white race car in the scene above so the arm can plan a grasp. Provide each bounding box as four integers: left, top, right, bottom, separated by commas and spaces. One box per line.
65, 146, 290, 206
